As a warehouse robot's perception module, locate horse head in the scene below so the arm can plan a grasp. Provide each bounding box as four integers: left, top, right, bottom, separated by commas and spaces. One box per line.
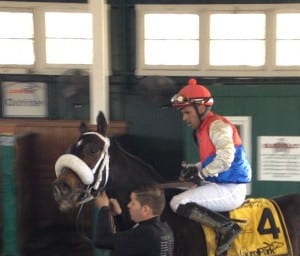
52, 112, 110, 211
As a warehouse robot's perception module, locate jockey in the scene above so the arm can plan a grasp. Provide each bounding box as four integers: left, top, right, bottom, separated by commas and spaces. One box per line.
169, 78, 252, 256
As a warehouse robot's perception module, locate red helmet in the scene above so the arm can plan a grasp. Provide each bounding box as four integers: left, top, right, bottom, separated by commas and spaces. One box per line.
171, 78, 214, 108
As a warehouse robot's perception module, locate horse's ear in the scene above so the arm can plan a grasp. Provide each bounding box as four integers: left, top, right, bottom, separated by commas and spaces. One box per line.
96, 111, 108, 136
79, 122, 89, 134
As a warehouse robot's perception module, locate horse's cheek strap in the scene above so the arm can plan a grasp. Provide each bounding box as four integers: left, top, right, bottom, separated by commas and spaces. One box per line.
55, 154, 94, 185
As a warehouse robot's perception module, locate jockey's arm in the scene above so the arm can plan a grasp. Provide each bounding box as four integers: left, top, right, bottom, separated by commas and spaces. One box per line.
201, 120, 235, 177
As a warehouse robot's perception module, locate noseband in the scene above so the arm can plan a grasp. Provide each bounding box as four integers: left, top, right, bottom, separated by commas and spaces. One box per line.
55, 131, 110, 204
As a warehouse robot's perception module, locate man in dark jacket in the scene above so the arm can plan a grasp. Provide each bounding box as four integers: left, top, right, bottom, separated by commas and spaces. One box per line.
93, 183, 174, 256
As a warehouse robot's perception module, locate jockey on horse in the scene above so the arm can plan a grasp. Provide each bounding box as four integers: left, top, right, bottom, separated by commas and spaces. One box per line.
169, 78, 252, 256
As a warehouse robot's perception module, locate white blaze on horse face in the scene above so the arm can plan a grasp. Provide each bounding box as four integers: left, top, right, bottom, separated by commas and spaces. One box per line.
55, 154, 94, 185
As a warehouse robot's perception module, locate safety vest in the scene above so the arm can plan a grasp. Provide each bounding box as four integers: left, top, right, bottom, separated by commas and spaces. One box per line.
196, 112, 251, 183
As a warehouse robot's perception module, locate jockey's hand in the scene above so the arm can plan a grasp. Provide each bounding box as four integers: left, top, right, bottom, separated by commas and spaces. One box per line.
179, 162, 204, 184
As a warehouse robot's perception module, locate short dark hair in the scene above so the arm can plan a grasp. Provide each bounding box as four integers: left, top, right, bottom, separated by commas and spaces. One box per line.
132, 183, 166, 215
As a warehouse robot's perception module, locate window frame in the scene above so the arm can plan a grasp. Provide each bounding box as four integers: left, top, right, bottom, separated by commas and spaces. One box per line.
0, 1, 90, 74
136, 4, 300, 77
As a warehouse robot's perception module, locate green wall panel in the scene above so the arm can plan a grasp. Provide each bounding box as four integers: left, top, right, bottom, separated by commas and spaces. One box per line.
0, 136, 20, 256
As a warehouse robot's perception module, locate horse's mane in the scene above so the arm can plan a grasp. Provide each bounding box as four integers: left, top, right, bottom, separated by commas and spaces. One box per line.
110, 137, 165, 183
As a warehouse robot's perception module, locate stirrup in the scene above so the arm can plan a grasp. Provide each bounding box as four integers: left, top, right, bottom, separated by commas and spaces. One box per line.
216, 223, 241, 256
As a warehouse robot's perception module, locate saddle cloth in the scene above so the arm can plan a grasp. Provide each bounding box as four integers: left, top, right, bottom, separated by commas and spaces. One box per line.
203, 198, 293, 256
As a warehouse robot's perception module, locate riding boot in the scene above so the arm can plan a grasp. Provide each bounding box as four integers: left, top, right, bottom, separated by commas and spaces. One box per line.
176, 203, 241, 256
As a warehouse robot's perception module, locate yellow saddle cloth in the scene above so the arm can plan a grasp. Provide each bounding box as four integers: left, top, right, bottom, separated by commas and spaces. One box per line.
203, 198, 293, 256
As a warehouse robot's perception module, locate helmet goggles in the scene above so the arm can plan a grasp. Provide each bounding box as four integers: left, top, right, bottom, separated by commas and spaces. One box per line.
171, 94, 213, 108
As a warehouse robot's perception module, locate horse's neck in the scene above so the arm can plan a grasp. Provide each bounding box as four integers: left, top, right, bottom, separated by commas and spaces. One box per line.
109, 140, 164, 183
106, 140, 164, 212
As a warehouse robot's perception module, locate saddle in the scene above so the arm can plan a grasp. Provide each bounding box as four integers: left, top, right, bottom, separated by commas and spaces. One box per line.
203, 198, 293, 256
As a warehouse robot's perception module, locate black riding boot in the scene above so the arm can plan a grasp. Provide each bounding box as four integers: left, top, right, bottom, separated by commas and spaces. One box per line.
176, 203, 241, 256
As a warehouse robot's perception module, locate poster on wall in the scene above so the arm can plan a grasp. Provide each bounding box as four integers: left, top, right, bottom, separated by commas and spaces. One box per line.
257, 136, 300, 181
2, 82, 47, 117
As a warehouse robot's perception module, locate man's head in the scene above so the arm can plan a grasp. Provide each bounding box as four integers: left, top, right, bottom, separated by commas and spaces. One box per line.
171, 78, 213, 129
127, 183, 166, 223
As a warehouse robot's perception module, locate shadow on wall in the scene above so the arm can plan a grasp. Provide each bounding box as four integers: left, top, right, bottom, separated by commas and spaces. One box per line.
136, 76, 178, 107
56, 69, 90, 120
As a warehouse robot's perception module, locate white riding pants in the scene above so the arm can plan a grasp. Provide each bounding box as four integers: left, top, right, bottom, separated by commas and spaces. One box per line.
170, 182, 247, 212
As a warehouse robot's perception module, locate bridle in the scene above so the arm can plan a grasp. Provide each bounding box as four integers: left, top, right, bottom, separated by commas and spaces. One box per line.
55, 131, 110, 205
78, 132, 110, 204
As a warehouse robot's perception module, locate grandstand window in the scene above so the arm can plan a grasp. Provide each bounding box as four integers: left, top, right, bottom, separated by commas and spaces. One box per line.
45, 12, 92, 65
136, 4, 300, 77
0, 2, 90, 74
210, 13, 265, 66
0, 11, 34, 65
144, 13, 199, 66
276, 13, 300, 66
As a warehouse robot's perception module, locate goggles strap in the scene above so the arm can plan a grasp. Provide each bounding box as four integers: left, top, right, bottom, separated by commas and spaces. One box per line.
192, 103, 209, 123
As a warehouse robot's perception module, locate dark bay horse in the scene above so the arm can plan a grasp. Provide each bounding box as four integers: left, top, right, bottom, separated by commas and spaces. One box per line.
52, 111, 300, 256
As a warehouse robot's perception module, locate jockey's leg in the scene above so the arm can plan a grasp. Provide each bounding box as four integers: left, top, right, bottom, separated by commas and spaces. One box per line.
176, 203, 241, 256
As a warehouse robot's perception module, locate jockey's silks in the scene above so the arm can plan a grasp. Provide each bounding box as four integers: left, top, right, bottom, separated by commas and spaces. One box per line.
196, 112, 251, 183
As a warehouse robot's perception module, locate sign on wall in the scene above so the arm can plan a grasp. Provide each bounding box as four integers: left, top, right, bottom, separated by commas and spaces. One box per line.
257, 136, 300, 181
2, 82, 47, 117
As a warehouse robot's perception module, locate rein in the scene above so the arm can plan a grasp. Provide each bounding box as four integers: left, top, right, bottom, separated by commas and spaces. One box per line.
159, 181, 196, 190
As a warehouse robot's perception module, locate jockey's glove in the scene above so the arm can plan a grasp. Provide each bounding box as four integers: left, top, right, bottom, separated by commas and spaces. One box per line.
179, 162, 206, 184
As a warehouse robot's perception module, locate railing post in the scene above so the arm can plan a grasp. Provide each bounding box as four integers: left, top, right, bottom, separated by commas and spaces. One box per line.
0, 135, 20, 256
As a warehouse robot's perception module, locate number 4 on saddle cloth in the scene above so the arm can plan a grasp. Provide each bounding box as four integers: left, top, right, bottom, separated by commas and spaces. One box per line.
203, 198, 293, 256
